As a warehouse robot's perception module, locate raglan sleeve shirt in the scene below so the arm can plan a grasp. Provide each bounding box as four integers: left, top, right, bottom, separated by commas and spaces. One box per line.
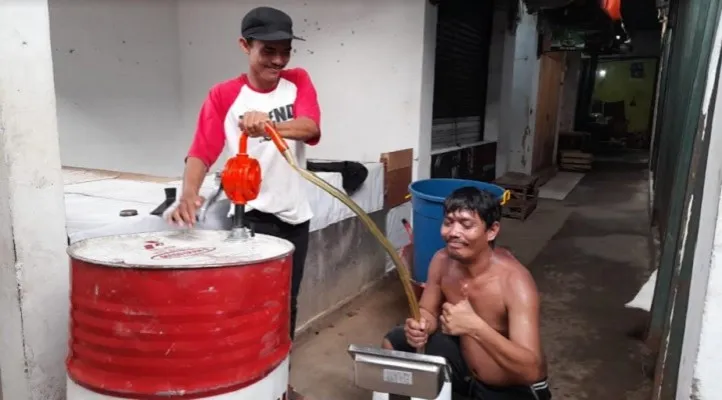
186, 85, 227, 169
187, 68, 322, 169
286, 68, 322, 146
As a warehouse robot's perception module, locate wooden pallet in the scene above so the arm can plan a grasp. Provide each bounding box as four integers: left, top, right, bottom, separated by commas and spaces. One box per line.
560, 151, 593, 172
494, 172, 539, 221
558, 131, 592, 153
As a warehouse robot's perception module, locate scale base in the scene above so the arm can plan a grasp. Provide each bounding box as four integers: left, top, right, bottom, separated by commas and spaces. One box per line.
348, 345, 451, 400
371, 380, 453, 399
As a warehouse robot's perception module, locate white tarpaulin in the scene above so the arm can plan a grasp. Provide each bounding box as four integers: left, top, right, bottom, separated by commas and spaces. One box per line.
65, 162, 384, 243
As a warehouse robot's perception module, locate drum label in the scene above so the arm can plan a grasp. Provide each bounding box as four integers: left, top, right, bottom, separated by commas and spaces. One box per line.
144, 240, 216, 260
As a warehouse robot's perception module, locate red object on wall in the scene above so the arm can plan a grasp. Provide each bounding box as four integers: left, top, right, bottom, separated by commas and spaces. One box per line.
66, 231, 294, 399
602, 0, 622, 20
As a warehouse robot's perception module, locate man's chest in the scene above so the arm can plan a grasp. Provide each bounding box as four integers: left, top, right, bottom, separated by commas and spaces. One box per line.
441, 272, 508, 332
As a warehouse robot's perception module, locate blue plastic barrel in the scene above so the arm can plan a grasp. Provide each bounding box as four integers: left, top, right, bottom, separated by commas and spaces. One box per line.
408, 179, 506, 282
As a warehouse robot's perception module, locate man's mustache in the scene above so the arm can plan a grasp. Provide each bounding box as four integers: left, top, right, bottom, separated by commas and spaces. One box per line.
446, 238, 467, 245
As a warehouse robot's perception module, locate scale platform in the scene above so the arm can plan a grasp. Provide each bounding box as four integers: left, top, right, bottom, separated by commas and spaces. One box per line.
348, 345, 451, 399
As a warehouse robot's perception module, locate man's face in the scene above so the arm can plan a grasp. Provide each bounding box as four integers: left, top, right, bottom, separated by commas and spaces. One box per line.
240, 38, 292, 83
440, 209, 499, 262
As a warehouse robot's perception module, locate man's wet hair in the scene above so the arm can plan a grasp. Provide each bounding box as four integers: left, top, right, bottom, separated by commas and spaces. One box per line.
443, 186, 502, 229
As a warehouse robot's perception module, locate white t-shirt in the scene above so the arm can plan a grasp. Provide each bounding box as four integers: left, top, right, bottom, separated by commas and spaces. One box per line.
187, 68, 321, 225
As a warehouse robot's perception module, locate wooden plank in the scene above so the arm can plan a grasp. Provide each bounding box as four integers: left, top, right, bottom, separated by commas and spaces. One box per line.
380, 149, 413, 171
380, 149, 413, 209
501, 177, 539, 221
560, 160, 592, 167
502, 201, 537, 220
560, 162, 592, 167
561, 158, 592, 163
494, 172, 538, 188
561, 153, 593, 160
560, 166, 592, 172
532, 52, 565, 173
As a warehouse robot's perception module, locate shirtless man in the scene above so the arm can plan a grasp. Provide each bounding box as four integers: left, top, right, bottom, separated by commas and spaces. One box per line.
382, 187, 551, 400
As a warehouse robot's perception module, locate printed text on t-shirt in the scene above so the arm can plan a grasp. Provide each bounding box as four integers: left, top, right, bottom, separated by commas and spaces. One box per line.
238, 104, 294, 124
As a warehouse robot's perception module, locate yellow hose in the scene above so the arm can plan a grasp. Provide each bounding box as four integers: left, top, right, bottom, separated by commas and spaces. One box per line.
254, 124, 510, 355
278, 148, 422, 321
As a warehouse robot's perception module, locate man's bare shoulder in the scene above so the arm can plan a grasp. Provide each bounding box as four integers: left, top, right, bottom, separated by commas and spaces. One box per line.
428, 248, 452, 275
494, 248, 540, 305
432, 248, 452, 262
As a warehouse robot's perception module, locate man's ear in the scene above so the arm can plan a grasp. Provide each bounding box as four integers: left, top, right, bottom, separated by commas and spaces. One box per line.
239, 38, 251, 54
486, 221, 500, 242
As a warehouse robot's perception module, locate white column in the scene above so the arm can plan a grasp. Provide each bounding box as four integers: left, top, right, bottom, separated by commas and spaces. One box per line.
675, 16, 722, 399
0, 1, 69, 400
492, 8, 519, 178
506, 4, 540, 175
414, 0, 437, 181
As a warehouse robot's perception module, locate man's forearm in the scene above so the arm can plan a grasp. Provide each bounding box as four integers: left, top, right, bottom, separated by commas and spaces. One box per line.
183, 157, 208, 196
275, 117, 320, 142
467, 317, 543, 384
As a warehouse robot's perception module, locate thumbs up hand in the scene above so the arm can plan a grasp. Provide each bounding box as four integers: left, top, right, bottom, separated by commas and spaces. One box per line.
440, 287, 480, 336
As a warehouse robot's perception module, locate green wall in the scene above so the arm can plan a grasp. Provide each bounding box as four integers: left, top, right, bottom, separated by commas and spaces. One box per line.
592, 58, 658, 134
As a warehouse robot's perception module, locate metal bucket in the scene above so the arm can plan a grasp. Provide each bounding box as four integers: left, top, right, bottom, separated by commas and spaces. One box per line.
65, 230, 294, 400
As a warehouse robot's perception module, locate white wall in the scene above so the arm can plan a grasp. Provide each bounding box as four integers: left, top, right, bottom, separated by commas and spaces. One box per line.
178, 0, 435, 178
505, 5, 540, 175
49, 0, 185, 177
50, 0, 435, 179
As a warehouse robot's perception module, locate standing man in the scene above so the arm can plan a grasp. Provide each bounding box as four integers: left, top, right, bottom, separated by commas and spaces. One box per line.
382, 187, 552, 400
169, 6, 321, 343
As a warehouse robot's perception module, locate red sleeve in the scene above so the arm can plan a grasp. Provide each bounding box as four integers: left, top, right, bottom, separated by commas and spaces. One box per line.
285, 68, 321, 146
187, 87, 227, 168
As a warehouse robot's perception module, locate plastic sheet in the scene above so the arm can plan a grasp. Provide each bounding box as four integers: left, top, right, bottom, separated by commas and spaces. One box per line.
65, 161, 384, 242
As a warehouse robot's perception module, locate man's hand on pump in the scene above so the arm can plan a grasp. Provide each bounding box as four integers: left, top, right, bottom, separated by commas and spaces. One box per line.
239, 111, 274, 138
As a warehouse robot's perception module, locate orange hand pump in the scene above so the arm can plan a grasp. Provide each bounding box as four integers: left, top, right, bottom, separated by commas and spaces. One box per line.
220, 124, 290, 230
220, 133, 262, 206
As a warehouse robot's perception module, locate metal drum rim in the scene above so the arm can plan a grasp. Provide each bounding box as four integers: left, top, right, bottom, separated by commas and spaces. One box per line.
66, 230, 296, 270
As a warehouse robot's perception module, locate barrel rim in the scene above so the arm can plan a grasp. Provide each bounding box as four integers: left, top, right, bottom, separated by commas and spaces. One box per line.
409, 178, 505, 203
67, 230, 295, 269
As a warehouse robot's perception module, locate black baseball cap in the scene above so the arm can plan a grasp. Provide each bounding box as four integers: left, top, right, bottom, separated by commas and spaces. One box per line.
241, 7, 305, 41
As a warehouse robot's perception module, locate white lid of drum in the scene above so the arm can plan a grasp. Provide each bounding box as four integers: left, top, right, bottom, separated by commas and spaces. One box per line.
67, 230, 295, 268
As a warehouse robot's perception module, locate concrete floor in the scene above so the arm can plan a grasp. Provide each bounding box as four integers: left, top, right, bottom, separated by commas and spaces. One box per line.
290, 160, 655, 400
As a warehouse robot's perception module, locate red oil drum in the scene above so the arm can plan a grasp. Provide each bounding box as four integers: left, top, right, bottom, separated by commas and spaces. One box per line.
65, 230, 294, 400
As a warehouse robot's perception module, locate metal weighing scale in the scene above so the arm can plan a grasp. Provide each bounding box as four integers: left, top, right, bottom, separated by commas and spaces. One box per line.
348, 345, 454, 400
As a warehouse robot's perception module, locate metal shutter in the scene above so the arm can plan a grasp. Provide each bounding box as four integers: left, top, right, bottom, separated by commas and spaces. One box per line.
432, 0, 494, 151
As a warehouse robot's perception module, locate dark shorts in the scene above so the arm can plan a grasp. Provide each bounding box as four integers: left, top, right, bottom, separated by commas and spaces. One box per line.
385, 326, 552, 400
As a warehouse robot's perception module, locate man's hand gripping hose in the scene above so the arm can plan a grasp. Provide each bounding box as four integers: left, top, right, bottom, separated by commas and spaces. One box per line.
236, 123, 423, 330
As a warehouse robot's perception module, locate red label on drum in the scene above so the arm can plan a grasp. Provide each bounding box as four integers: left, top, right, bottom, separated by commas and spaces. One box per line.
150, 247, 216, 260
